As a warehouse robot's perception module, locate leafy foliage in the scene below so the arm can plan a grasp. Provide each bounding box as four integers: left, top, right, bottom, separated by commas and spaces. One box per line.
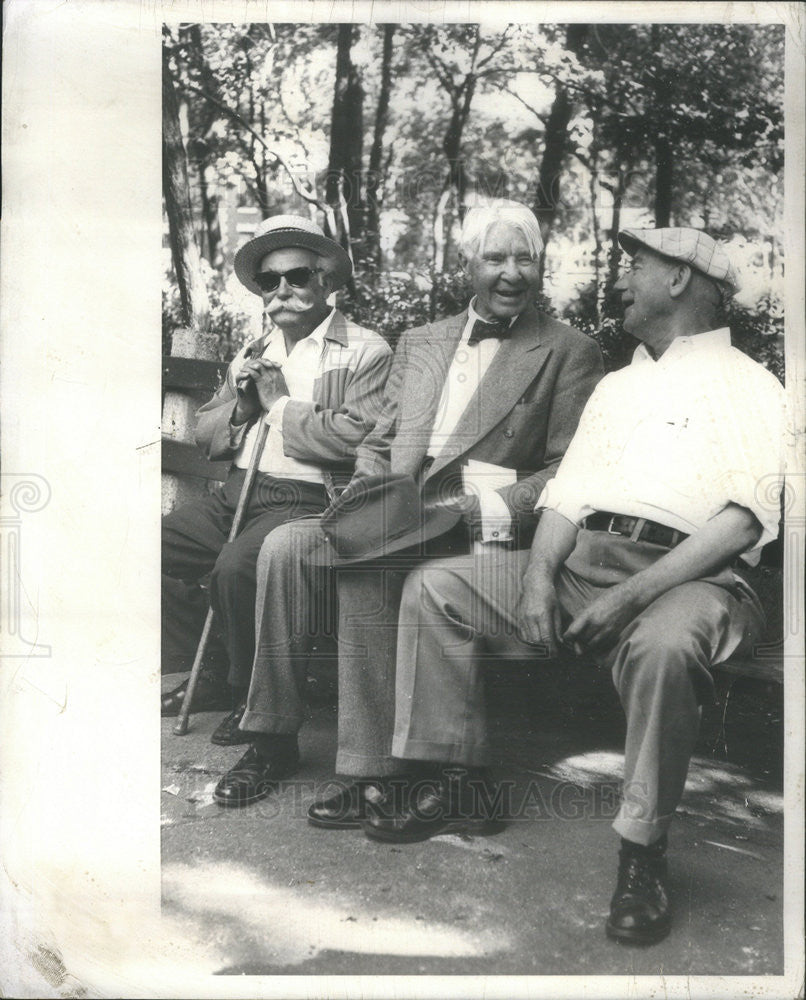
342, 268, 471, 350
163, 258, 255, 360
163, 21, 786, 379
727, 299, 785, 385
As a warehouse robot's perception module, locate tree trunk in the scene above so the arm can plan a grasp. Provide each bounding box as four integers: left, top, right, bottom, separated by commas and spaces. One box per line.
163, 46, 210, 334
588, 146, 602, 327
606, 182, 624, 295
651, 24, 673, 227
365, 24, 395, 268
162, 47, 215, 511
443, 98, 473, 213
432, 185, 452, 274
654, 134, 673, 227
197, 159, 222, 267
429, 26, 482, 270
326, 25, 365, 261
186, 24, 222, 266
533, 24, 588, 247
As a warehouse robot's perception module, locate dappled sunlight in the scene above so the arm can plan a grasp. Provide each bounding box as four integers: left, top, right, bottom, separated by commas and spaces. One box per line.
546, 749, 626, 787
545, 750, 782, 829
162, 860, 509, 970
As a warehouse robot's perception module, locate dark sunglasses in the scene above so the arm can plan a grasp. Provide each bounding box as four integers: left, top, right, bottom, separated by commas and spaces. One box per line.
254, 266, 322, 292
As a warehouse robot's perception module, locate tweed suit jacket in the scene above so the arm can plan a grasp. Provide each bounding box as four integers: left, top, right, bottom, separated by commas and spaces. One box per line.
194, 310, 392, 486
352, 304, 604, 525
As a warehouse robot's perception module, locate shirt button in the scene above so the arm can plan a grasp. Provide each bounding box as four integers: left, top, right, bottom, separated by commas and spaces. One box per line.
492, 531, 499, 538
503, 428, 514, 438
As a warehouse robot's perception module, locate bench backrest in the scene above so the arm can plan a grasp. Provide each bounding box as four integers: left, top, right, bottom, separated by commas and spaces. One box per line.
162, 356, 230, 483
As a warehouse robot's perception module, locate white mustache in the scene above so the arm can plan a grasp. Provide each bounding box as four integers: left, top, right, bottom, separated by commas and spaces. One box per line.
266, 300, 313, 314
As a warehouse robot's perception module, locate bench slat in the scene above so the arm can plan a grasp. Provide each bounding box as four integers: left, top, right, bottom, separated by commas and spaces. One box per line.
163, 356, 229, 393
714, 655, 783, 684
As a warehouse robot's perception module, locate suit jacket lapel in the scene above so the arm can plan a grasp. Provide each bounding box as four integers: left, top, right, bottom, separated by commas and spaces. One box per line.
428, 306, 548, 478
396, 313, 467, 470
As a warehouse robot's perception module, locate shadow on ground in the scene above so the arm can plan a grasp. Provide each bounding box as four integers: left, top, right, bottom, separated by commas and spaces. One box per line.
161, 660, 783, 977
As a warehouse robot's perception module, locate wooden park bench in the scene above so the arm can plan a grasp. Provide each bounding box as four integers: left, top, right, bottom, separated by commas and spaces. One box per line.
162, 355, 230, 492
717, 555, 784, 686
161, 354, 786, 698
160, 351, 339, 684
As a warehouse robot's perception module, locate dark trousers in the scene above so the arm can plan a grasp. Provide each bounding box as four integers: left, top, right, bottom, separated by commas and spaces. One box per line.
161, 469, 328, 687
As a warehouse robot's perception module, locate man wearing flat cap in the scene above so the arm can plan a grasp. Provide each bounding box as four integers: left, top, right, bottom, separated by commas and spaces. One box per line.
161, 215, 392, 740
212, 199, 603, 810
366, 227, 786, 946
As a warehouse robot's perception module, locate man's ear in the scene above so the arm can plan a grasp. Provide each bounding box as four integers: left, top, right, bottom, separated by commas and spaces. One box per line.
668, 263, 693, 298
458, 251, 470, 276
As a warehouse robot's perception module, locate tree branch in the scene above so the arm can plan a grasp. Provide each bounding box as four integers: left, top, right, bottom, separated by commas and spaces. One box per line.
178, 80, 321, 206
475, 25, 511, 71
421, 45, 457, 97
497, 82, 550, 125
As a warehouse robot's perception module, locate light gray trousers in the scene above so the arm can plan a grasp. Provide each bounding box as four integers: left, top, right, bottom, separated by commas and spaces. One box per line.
390, 531, 765, 845
242, 516, 467, 777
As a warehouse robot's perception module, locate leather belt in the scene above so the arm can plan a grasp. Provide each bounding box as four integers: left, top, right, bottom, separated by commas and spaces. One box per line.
584, 511, 689, 549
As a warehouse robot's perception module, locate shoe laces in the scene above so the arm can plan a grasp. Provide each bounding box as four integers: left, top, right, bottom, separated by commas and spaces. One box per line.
616, 851, 667, 902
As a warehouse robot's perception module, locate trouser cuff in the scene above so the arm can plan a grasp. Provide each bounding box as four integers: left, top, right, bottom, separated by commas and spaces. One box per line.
335, 750, 415, 778
612, 809, 674, 847
239, 709, 302, 735
391, 736, 491, 767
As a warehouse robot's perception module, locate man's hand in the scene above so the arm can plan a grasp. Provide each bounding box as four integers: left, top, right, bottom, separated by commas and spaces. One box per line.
516, 572, 564, 657
563, 579, 643, 655
234, 359, 289, 423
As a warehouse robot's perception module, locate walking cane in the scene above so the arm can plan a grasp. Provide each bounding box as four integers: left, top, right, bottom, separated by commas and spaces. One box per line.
174, 411, 271, 736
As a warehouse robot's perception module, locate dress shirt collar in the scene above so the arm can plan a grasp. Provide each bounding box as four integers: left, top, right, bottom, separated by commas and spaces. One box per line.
631, 327, 731, 365
464, 298, 518, 342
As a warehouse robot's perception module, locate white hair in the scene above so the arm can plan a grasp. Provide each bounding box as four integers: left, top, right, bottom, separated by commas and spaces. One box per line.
460, 200, 544, 260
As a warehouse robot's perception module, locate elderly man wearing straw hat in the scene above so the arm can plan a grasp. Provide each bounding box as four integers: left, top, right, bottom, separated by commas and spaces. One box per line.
362, 227, 786, 946
161, 215, 392, 742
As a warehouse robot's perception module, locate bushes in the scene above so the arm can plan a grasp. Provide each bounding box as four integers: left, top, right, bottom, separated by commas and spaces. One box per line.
559, 278, 785, 380
163, 260, 255, 361
340, 267, 471, 350
162, 262, 785, 383
727, 298, 784, 384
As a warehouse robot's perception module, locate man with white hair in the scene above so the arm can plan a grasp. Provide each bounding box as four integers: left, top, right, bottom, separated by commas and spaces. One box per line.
360, 227, 786, 946
161, 215, 392, 740
216, 199, 602, 811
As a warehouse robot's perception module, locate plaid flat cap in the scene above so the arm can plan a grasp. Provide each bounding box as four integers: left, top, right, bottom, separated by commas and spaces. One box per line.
618, 227, 740, 294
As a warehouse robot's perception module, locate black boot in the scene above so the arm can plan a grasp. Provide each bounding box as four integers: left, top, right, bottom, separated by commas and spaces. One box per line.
606, 835, 671, 945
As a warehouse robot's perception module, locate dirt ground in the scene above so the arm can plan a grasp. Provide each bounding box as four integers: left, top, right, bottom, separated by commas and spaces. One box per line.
161, 661, 784, 978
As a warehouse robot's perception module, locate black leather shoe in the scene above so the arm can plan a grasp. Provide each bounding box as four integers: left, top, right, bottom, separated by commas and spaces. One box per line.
161, 674, 232, 717
306, 780, 388, 829
606, 837, 671, 945
210, 703, 263, 746
361, 769, 504, 844
213, 740, 300, 808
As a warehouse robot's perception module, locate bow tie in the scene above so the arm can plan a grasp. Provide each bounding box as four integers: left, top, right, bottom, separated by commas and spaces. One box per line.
467, 317, 512, 345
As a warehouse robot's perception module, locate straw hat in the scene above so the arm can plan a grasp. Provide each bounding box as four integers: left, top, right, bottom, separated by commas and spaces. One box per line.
234, 214, 352, 296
